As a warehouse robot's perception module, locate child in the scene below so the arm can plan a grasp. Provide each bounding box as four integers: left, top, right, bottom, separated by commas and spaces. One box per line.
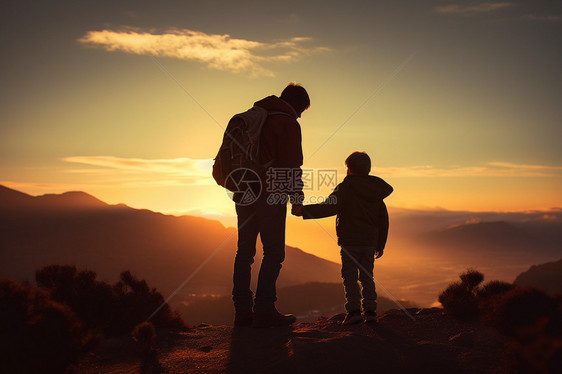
292, 151, 392, 324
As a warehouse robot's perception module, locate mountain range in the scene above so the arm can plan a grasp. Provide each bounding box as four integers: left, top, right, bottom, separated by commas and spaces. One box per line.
514, 258, 562, 295
1, 185, 561, 308
0, 185, 341, 299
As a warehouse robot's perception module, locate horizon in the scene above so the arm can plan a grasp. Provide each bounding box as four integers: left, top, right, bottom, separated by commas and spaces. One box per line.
3, 183, 560, 269
2, 181, 561, 310
4, 182, 562, 220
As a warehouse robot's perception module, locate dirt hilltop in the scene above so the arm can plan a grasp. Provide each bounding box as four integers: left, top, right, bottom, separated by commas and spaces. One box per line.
77, 307, 511, 373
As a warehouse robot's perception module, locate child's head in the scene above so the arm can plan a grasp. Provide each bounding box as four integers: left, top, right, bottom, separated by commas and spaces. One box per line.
345, 151, 371, 175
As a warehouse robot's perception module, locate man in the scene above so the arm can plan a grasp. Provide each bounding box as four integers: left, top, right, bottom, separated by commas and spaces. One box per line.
233, 83, 310, 327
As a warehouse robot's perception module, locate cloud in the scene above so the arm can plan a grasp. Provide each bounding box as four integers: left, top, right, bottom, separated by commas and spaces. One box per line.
525, 13, 562, 22
434, 1, 561, 21
62, 155, 215, 187
281, 13, 301, 24
64, 157, 562, 181
377, 162, 562, 178
78, 29, 330, 76
434, 2, 514, 14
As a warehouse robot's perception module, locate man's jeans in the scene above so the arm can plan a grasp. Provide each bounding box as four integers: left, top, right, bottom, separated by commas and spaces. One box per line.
340, 245, 378, 312
233, 196, 287, 313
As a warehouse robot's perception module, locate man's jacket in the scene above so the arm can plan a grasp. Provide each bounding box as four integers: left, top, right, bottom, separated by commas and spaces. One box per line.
302, 174, 393, 249
255, 95, 303, 204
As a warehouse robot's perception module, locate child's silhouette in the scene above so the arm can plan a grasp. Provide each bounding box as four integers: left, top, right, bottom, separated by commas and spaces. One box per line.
292, 151, 392, 324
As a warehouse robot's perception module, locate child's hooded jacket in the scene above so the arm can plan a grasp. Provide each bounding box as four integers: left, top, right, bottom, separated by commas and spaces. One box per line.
302, 174, 393, 249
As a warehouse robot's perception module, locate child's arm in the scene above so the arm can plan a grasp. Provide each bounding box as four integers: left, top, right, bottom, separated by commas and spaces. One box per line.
375, 201, 389, 258
301, 184, 344, 219
375, 177, 394, 200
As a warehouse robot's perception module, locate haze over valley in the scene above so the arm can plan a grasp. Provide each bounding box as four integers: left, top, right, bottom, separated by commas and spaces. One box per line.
2, 185, 559, 313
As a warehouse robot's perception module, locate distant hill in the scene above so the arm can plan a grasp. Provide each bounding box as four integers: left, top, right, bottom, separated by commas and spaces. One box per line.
0, 185, 107, 211
3, 185, 560, 308
0, 185, 341, 297
416, 221, 560, 263
513, 259, 562, 295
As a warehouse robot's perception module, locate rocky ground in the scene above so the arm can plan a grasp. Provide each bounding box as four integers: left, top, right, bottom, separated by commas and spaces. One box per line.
77, 308, 512, 373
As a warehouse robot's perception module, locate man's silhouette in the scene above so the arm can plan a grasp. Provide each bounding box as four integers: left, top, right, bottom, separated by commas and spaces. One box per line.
233, 83, 309, 327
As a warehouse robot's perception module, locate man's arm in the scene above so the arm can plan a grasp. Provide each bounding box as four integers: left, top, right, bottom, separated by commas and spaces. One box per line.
276, 119, 304, 205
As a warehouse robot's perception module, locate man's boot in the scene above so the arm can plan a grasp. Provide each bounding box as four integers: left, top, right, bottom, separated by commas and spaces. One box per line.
234, 309, 253, 327
252, 307, 296, 328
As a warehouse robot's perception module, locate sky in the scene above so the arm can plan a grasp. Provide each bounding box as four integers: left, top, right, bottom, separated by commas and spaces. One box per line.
1, 0, 561, 235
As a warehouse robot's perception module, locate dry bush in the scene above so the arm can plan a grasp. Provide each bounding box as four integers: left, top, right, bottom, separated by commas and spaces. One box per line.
482, 287, 562, 373
477, 280, 516, 300
459, 268, 484, 292
439, 269, 562, 372
0, 278, 94, 374
36, 265, 186, 337
132, 322, 157, 355
438, 269, 484, 321
438, 281, 480, 321
132, 321, 165, 374
484, 287, 555, 341
36, 265, 115, 334
115, 270, 186, 334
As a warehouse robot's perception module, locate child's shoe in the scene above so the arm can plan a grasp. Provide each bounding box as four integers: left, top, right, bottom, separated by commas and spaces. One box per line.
363, 310, 377, 323
342, 310, 363, 325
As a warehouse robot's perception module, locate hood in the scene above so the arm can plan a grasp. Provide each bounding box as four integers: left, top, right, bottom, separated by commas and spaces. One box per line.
344, 174, 393, 202
254, 95, 298, 118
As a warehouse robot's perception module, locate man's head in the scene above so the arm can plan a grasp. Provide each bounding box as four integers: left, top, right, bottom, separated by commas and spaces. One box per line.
345, 151, 371, 175
280, 83, 310, 118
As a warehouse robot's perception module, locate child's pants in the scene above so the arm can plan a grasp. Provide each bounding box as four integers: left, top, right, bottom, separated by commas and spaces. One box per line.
340, 245, 378, 312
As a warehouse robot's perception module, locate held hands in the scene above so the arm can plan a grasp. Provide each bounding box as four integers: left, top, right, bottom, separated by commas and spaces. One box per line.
291, 204, 303, 217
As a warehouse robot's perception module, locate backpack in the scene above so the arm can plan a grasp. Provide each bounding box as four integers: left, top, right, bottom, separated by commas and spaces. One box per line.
212, 106, 290, 193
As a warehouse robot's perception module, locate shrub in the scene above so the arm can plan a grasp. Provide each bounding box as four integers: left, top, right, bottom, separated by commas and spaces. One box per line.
132, 322, 157, 355
483, 287, 561, 372
439, 270, 562, 371
36, 265, 115, 335
36, 265, 186, 337
132, 321, 165, 374
459, 268, 484, 292
0, 278, 92, 374
438, 269, 484, 321
486, 287, 555, 341
476, 280, 516, 300
115, 270, 186, 334
438, 281, 479, 321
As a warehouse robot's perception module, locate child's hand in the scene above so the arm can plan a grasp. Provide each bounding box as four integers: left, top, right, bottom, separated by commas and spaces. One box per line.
291, 204, 303, 217
375, 249, 384, 259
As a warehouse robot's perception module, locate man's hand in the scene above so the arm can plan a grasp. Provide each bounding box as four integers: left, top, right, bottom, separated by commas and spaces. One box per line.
375, 249, 384, 259
291, 204, 303, 217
